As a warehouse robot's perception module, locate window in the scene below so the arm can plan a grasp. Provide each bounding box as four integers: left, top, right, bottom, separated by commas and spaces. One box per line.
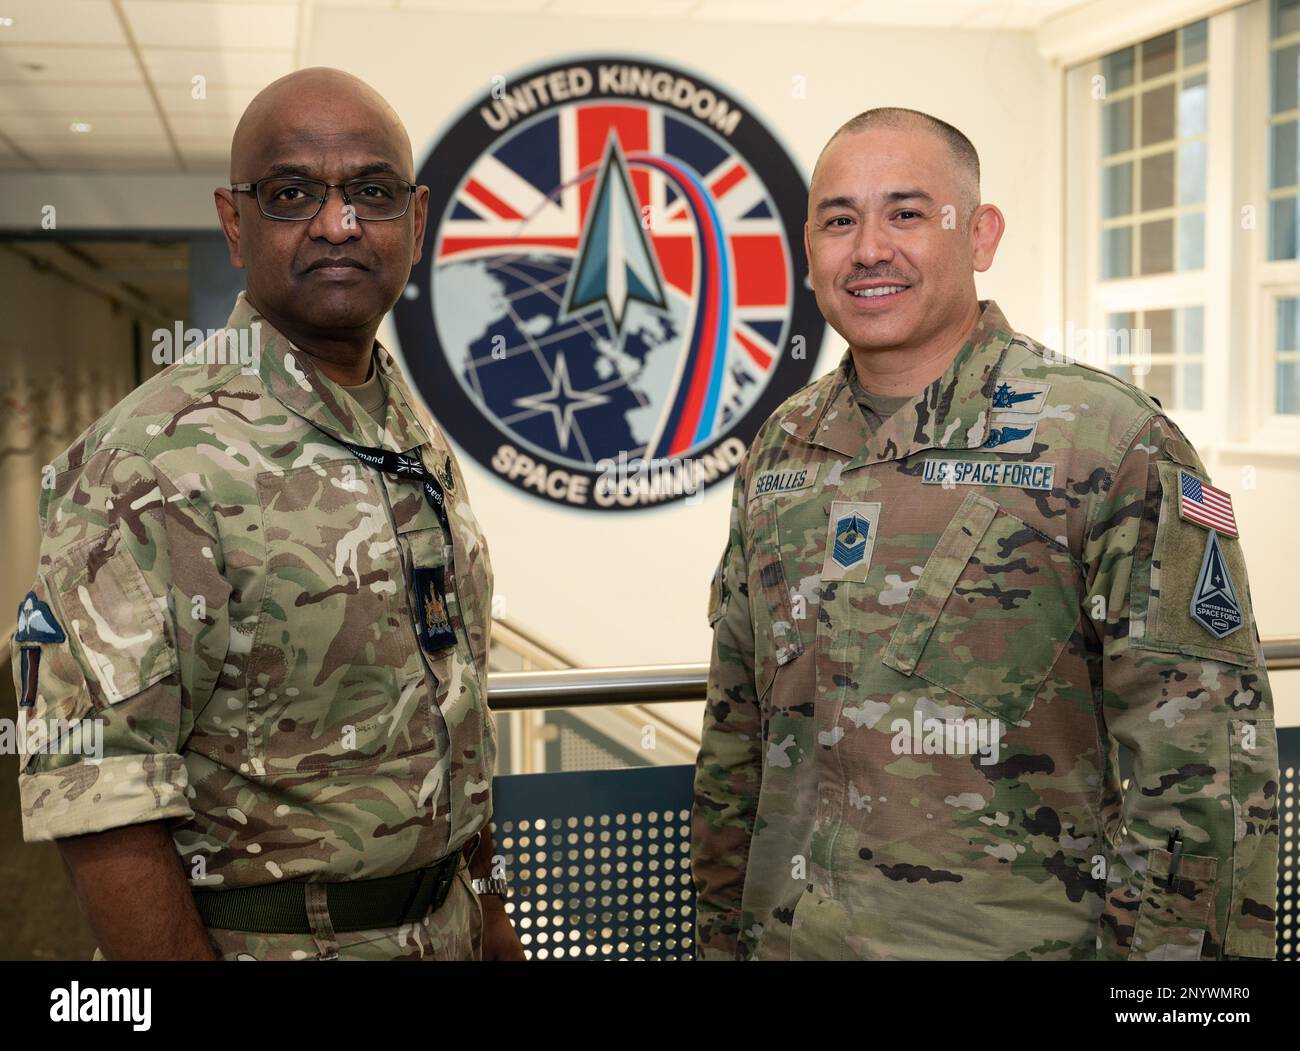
1105, 306, 1204, 409
1269, 0, 1300, 259
1099, 22, 1208, 280
1275, 297, 1300, 411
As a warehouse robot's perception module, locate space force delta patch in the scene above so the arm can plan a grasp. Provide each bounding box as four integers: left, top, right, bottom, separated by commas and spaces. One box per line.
921, 459, 1056, 491
1190, 530, 1243, 639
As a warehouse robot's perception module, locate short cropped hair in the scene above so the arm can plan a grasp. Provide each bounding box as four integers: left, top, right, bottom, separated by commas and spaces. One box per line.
818, 107, 981, 220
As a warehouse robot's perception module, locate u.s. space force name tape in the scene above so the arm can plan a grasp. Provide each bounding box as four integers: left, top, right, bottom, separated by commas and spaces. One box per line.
921, 458, 1056, 491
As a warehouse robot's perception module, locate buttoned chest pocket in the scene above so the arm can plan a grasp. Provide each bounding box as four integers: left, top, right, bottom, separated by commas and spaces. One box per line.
880, 491, 1080, 725
249, 460, 420, 775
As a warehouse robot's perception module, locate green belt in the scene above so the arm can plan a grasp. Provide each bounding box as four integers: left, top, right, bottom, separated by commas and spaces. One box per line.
192, 851, 463, 934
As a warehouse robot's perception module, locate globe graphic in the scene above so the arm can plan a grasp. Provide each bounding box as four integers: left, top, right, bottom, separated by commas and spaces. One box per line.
432, 251, 690, 468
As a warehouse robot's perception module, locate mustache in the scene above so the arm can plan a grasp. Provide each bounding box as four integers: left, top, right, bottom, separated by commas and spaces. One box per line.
842, 267, 911, 286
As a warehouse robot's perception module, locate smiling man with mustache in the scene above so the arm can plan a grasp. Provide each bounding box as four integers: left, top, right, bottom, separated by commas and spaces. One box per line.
12, 68, 522, 961
691, 107, 1279, 961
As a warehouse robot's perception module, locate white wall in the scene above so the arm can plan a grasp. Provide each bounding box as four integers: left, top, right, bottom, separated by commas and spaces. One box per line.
305, 10, 1054, 693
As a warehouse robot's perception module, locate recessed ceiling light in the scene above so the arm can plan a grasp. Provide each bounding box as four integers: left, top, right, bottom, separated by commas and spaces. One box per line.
0, 17, 15, 28
70, 121, 92, 134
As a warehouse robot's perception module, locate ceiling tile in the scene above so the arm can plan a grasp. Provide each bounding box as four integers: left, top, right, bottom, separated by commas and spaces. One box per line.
0, 82, 156, 113
143, 47, 293, 86
156, 82, 257, 117
0, 111, 165, 136
395, 0, 549, 11
121, 1, 298, 50
689, 0, 850, 21
0, 0, 128, 46
0, 44, 142, 83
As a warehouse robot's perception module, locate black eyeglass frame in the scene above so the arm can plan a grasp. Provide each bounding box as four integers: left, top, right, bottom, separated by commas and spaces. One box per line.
230, 177, 418, 222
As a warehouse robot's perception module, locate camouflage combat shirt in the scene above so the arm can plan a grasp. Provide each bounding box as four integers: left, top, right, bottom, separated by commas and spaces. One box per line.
11, 292, 496, 891
693, 300, 1279, 961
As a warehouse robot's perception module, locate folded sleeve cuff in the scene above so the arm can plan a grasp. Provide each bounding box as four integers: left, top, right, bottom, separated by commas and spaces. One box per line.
19, 753, 192, 841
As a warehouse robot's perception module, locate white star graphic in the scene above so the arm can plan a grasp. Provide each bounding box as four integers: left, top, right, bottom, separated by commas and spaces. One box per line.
512, 354, 610, 451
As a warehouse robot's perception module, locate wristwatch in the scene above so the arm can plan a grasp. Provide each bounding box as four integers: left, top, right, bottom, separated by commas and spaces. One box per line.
471, 876, 510, 898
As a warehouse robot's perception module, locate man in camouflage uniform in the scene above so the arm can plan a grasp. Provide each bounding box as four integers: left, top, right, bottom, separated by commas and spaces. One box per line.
11, 68, 522, 960
692, 108, 1279, 961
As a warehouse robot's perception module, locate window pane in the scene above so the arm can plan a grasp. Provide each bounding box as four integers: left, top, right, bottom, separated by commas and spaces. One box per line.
1145, 364, 1175, 406
1179, 74, 1208, 135
1181, 21, 1208, 66
1102, 46, 1136, 92
1278, 361, 1300, 413
1106, 312, 1136, 374
1178, 141, 1206, 203
1141, 150, 1175, 209
1183, 305, 1204, 356
1274, 0, 1300, 39
1178, 211, 1205, 270
1147, 309, 1175, 356
1103, 162, 1133, 217
1182, 363, 1204, 410
1143, 31, 1178, 80
1102, 98, 1133, 155
1270, 120, 1299, 189
1140, 218, 1175, 273
1102, 226, 1132, 279
1278, 297, 1300, 350
1272, 44, 1300, 113
1141, 83, 1177, 145
1269, 196, 1300, 259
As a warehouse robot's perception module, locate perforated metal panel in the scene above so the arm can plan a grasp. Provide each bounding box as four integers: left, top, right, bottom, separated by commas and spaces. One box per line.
490, 765, 696, 960
489, 731, 1298, 960
1278, 726, 1297, 962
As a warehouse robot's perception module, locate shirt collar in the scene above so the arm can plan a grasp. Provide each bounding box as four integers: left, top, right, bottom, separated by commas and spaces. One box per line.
781, 298, 1016, 467
230, 291, 430, 453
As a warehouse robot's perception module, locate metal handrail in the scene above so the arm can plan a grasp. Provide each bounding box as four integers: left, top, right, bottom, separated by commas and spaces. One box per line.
486, 637, 1300, 710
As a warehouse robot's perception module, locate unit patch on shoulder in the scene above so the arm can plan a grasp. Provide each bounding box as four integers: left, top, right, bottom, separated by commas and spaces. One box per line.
1190, 530, 1243, 640
990, 379, 1050, 414
15, 592, 64, 644
752, 464, 818, 499
821, 500, 881, 583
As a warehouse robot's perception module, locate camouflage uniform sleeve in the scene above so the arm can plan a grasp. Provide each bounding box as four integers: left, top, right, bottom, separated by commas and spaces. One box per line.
691, 456, 762, 960
11, 451, 231, 841
1084, 414, 1279, 960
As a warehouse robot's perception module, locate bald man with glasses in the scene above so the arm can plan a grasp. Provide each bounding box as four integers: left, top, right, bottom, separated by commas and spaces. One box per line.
12, 68, 522, 961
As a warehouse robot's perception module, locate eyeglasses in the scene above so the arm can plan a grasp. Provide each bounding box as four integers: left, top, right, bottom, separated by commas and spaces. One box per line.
231, 176, 417, 222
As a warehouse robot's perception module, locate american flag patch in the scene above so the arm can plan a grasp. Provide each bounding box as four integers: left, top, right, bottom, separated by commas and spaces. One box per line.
1178, 471, 1238, 537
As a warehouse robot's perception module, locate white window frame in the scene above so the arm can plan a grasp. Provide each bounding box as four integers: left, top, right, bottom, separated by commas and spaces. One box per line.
1251, 0, 1300, 441
1063, 0, 1300, 456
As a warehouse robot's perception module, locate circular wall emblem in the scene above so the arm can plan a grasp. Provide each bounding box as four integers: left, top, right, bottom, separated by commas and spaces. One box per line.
394, 57, 822, 510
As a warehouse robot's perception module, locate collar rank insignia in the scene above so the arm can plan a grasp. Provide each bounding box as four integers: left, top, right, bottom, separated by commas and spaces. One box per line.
1190, 530, 1243, 639
412, 566, 457, 653
16, 592, 65, 643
